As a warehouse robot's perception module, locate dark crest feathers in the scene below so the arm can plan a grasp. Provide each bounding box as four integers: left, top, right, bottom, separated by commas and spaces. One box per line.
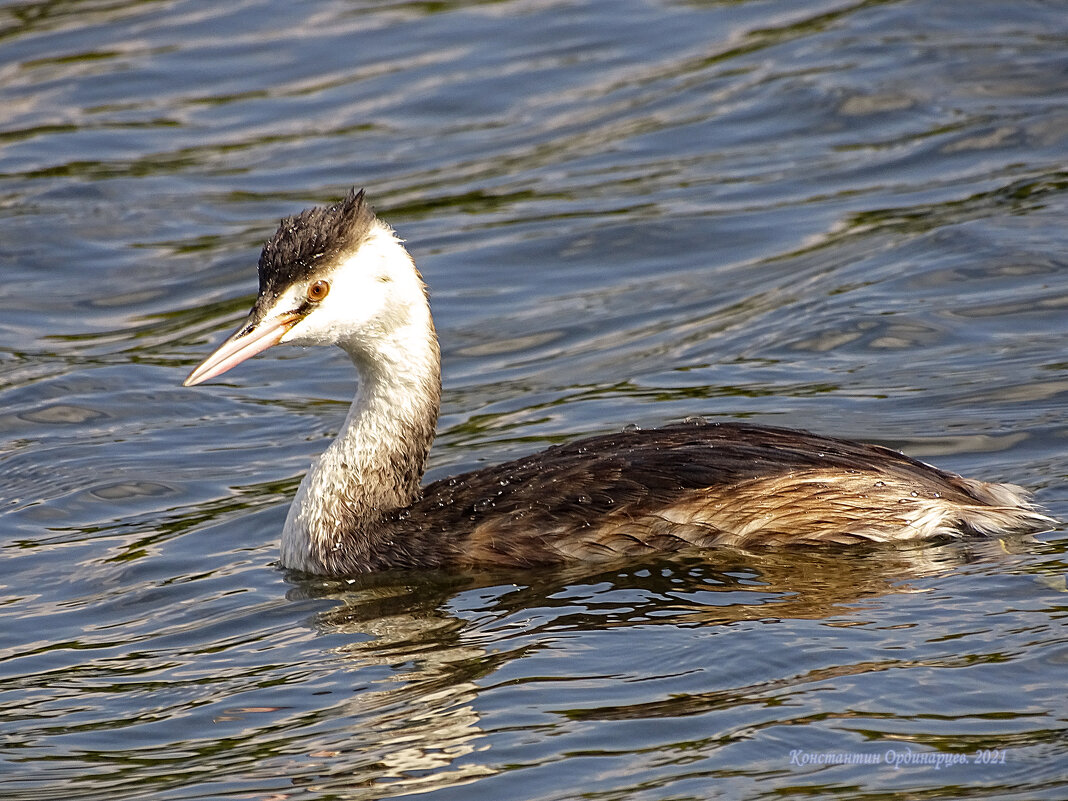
257, 188, 377, 297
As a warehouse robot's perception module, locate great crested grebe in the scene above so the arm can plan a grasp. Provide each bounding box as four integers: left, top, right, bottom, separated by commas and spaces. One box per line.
184, 189, 1054, 575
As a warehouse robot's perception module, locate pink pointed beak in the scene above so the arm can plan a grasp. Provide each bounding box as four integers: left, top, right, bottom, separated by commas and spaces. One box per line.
183, 311, 302, 387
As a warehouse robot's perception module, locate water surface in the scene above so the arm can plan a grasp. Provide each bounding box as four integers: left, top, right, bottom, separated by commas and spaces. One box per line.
1, 1, 1066, 799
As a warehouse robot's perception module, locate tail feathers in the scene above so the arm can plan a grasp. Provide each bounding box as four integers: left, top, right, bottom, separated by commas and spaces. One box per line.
953, 479, 1058, 537
639, 472, 1058, 547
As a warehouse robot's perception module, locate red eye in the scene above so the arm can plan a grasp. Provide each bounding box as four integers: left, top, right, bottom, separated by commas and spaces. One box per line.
307, 280, 330, 302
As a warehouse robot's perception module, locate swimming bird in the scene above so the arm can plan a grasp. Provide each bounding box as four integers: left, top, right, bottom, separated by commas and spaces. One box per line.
184, 189, 1054, 574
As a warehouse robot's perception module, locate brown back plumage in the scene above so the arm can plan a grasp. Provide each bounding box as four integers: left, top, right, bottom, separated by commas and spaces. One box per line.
359, 421, 1053, 570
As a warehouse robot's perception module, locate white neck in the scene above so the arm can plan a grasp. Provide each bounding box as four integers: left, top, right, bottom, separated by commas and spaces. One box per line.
279, 232, 441, 574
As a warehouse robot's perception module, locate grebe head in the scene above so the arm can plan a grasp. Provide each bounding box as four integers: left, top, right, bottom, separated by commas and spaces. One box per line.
183, 189, 427, 387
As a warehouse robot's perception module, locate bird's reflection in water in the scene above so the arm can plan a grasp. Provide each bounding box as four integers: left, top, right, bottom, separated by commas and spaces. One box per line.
281, 537, 1029, 796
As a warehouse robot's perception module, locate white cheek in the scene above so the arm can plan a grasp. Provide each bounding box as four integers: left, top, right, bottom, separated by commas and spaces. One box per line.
273, 223, 417, 348
282, 307, 343, 346
281, 277, 389, 346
